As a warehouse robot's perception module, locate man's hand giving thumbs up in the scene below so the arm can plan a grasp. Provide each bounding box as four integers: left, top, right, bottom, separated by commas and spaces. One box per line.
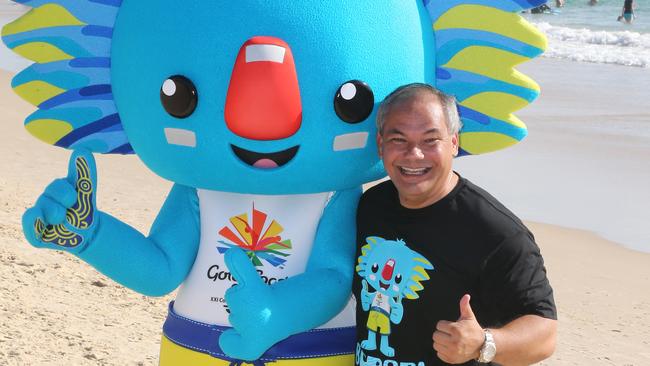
432, 294, 486, 364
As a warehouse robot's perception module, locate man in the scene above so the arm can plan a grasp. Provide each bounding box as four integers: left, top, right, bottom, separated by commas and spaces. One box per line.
353, 84, 557, 366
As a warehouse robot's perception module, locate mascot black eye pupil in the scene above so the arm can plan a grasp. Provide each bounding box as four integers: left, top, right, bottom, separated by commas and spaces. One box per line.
395, 274, 402, 284
160, 75, 198, 118
371, 263, 379, 273
334, 80, 374, 124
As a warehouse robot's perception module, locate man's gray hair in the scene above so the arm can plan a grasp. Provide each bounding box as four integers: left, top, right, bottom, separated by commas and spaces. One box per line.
376, 83, 462, 136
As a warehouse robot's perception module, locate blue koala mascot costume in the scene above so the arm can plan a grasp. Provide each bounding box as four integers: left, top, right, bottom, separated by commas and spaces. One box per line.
1, 0, 547, 364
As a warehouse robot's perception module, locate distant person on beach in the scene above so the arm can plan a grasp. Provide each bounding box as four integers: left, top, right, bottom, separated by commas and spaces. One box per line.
354, 83, 557, 365
556, 0, 565, 8
620, 0, 635, 23
589, 0, 598, 5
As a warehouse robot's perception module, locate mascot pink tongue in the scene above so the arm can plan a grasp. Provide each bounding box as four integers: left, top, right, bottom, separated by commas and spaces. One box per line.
253, 159, 280, 169
226, 36, 302, 142
2, 0, 546, 364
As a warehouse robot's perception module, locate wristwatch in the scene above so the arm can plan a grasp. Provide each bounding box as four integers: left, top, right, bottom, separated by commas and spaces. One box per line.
477, 329, 496, 363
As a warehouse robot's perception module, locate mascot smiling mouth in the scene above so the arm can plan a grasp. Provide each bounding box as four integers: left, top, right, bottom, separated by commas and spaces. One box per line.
231, 145, 299, 169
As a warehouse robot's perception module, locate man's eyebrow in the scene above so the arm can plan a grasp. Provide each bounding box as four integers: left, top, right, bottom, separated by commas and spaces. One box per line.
384, 128, 443, 135
384, 128, 405, 135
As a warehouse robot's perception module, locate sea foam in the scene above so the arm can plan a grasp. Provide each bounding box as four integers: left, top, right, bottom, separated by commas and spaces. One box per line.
533, 22, 650, 68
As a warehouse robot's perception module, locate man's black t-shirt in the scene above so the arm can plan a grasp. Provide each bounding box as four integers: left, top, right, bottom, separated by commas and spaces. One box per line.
353, 176, 556, 366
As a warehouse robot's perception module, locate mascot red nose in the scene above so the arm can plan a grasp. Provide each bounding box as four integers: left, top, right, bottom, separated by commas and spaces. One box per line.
226, 37, 302, 142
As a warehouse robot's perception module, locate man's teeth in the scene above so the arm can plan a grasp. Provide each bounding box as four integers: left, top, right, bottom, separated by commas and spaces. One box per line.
400, 167, 428, 175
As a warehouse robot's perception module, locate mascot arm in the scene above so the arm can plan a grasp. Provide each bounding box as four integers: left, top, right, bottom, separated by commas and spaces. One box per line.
361, 279, 372, 310
22, 150, 200, 296
220, 187, 361, 360
78, 182, 200, 296
389, 296, 404, 323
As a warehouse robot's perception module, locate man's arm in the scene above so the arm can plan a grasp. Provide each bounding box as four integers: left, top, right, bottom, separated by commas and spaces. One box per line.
432, 294, 557, 365
490, 314, 556, 366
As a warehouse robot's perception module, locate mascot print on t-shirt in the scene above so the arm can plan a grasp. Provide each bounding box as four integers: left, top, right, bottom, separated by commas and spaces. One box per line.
356, 237, 434, 359
2, 0, 547, 365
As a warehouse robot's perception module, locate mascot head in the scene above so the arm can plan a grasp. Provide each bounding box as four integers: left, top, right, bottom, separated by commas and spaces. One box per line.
356, 237, 433, 300
2, 0, 547, 194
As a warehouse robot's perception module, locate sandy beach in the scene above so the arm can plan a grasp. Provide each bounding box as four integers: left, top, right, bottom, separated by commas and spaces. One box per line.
1, 55, 649, 366
455, 58, 650, 253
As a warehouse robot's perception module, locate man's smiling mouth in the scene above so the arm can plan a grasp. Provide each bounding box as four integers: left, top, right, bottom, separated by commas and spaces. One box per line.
399, 167, 431, 176
231, 145, 299, 169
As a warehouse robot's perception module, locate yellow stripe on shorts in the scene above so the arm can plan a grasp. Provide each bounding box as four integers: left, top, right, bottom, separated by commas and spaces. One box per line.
159, 336, 354, 366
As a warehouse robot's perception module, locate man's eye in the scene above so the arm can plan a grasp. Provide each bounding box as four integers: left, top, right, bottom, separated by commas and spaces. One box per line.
424, 138, 443, 146
390, 138, 406, 144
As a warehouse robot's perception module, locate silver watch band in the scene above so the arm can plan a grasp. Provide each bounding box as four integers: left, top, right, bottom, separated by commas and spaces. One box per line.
477, 329, 496, 363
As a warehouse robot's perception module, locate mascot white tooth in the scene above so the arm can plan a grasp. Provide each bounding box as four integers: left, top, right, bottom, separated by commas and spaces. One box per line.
1, 0, 546, 364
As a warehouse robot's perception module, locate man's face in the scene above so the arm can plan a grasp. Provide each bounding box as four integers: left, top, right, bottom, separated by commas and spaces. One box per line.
377, 92, 458, 208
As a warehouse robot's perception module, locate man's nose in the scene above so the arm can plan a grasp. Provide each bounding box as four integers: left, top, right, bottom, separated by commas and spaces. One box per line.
406, 144, 425, 159
225, 36, 302, 141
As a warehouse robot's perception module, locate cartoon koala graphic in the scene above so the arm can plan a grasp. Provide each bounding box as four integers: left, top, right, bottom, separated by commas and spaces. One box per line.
2, 0, 546, 364
356, 237, 434, 357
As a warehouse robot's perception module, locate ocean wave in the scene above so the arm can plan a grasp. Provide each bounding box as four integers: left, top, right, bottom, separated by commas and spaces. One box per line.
532, 22, 650, 68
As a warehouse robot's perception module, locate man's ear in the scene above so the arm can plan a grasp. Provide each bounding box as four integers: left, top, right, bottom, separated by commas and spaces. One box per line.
452, 133, 459, 157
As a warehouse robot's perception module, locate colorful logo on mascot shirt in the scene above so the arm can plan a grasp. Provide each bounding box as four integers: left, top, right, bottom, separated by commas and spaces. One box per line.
218, 204, 292, 267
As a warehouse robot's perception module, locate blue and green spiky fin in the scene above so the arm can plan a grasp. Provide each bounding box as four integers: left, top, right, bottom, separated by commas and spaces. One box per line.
427, 0, 548, 156
1, 0, 132, 154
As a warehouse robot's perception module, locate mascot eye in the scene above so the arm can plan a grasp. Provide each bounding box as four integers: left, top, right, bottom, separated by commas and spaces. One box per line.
160, 75, 198, 118
371, 263, 379, 273
334, 80, 374, 123
395, 274, 402, 284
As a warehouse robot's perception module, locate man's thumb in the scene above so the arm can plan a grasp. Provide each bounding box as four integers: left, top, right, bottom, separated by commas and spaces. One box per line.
459, 294, 476, 321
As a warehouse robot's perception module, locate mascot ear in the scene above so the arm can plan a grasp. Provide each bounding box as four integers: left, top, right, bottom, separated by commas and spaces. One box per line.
1, 0, 131, 154
423, 0, 547, 156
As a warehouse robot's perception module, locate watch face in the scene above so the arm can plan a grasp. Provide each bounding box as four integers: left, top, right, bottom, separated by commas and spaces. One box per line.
483, 343, 497, 360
